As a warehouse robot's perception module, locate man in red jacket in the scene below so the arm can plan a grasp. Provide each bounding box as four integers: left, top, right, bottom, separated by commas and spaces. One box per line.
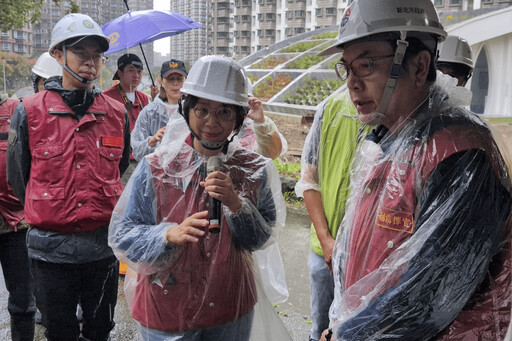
7, 13, 130, 341
103, 53, 151, 185
0, 93, 36, 341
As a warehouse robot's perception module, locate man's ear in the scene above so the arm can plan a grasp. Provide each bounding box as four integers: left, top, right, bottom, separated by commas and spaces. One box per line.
53, 49, 64, 66
412, 50, 431, 87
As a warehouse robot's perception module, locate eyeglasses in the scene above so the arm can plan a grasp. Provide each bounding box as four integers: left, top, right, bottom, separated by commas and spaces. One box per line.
335, 55, 394, 81
193, 104, 236, 121
69, 48, 107, 64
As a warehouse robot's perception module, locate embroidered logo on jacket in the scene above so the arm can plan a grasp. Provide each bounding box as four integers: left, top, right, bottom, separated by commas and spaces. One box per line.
376, 206, 414, 233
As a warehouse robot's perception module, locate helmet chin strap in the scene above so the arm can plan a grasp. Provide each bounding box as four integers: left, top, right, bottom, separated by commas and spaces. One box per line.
375, 31, 409, 116
62, 44, 94, 85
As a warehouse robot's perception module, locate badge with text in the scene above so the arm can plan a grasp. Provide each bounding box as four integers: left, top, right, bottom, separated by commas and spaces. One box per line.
101, 136, 123, 148
376, 206, 414, 233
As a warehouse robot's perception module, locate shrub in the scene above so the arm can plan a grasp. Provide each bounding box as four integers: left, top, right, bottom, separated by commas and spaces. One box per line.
286, 54, 326, 69
281, 41, 323, 53
253, 74, 294, 101
252, 55, 288, 69
311, 31, 337, 40
282, 77, 344, 106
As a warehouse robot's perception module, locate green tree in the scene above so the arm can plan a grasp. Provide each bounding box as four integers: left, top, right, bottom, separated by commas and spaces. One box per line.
0, 0, 44, 31
0, 52, 33, 96
0, 0, 78, 32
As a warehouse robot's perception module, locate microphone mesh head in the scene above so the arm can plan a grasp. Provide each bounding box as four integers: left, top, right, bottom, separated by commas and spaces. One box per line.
207, 156, 223, 173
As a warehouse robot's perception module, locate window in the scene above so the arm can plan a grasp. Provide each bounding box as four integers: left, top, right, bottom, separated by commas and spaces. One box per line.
267, 0, 275, 3
266, 13, 275, 20
258, 0, 263, 3
233, 46, 238, 53
326, 7, 335, 15
315, 8, 322, 16
257, 13, 263, 20
234, 31, 239, 37
434, 0, 443, 5
14, 44, 26, 52
217, 47, 228, 53
218, 2, 230, 8
241, 46, 249, 52
449, 0, 461, 4
294, 27, 305, 34
217, 32, 229, 37
217, 17, 229, 23
286, 11, 293, 19
257, 45, 262, 51
265, 29, 275, 36
2, 42, 9, 51
234, 15, 239, 22
295, 10, 305, 17
285, 28, 292, 35
257, 29, 263, 37
242, 0, 250, 5
241, 30, 250, 37
242, 15, 250, 21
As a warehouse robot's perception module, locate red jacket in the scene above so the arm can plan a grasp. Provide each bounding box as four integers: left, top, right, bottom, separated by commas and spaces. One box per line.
102, 85, 149, 132
22, 91, 126, 232
340, 122, 510, 340
0, 99, 24, 229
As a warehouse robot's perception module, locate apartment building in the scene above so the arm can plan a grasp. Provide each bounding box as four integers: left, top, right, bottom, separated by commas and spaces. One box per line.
1, 0, 152, 58
168, 0, 210, 65
1, 27, 32, 56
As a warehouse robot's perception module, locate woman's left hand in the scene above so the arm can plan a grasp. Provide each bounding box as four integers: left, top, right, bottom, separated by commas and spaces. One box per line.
201, 171, 242, 213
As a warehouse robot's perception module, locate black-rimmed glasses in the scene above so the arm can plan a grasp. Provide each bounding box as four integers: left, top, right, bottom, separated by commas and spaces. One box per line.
69, 48, 107, 65
335, 55, 394, 81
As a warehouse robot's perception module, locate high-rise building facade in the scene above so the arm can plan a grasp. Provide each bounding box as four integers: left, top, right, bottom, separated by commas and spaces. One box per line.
3, 0, 153, 57
1, 27, 32, 56
215, 0, 351, 61
168, 0, 210, 66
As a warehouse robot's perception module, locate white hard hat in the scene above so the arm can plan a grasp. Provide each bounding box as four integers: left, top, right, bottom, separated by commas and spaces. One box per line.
181, 55, 249, 107
319, 0, 447, 56
49, 13, 109, 56
245, 77, 253, 97
32, 52, 62, 79
437, 35, 473, 69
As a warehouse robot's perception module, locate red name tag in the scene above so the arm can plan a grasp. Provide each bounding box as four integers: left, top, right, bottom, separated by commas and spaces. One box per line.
101, 136, 123, 147
375, 206, 414, 234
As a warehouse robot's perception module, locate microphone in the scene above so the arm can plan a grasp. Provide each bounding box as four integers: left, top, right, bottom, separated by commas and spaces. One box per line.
206, 156, 223, 233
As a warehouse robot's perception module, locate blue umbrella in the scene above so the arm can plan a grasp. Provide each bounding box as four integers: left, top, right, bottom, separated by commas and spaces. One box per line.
102, 9, 202, 54
101, 8, 202, 85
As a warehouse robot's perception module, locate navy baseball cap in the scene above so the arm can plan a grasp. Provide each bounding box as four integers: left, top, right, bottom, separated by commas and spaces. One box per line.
113, 53, 144, 80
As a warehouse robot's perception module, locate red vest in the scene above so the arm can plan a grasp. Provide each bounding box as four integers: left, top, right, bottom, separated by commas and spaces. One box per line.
344, 123, 511, 340
22, 91, 126, 232
131, 145, 265, 332
0, 99, 24, 229
102, 85, 148, 132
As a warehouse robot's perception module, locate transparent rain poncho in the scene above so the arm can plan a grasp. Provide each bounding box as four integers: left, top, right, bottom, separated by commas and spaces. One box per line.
130, 96, 180, 162
108, 117, 291, 340
328, 72, 512, 340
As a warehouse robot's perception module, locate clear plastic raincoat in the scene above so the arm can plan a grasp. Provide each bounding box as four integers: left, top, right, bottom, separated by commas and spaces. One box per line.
329, 73, 512, 340
109, 117, 290, 340
130, 96, 179, 162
